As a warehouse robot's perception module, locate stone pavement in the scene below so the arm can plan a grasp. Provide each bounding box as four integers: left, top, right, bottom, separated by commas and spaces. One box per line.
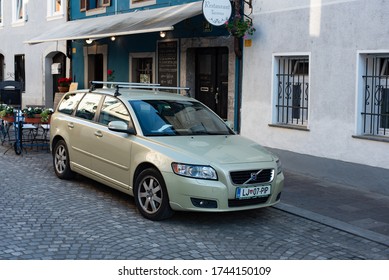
0, 143, 388, 259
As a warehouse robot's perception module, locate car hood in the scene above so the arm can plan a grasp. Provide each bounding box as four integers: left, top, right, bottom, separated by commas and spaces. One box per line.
152, 135, 275, 164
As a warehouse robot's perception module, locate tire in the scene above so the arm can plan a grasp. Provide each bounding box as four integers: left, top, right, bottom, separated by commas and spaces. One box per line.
134, 168, 174, 221
53, 140, 74, 179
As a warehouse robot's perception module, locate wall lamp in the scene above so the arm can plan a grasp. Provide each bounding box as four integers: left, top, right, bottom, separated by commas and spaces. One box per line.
86, 39, 94, 44
160, 31, 166, 38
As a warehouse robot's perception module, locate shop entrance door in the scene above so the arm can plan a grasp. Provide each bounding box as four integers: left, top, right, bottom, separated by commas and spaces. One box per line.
88, 54, 104, 87
195, 47, 228, 119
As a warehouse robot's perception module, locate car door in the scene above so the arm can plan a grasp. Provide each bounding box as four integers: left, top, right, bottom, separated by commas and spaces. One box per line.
91, 96, 133, 190
70, 93, 103, 172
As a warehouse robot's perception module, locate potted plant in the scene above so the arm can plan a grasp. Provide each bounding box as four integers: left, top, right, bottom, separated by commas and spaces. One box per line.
225, 14, 256, 38
22, 107, 43, 123
107, 69, 115, 81
0, 105, 15, 122
58, 77, 72, 92
40, 108, 54, 123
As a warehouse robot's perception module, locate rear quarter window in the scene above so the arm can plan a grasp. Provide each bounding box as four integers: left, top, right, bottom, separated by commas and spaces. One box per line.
58, 93, 85, 115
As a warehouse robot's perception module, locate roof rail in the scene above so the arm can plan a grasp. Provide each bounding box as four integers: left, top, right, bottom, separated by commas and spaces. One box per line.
90, 81, 191, 96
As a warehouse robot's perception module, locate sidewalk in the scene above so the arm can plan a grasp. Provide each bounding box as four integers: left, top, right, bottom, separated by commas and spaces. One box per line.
270, 148, 389, 247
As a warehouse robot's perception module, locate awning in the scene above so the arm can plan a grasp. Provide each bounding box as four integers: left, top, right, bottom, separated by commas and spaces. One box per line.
26, 2, 202, 44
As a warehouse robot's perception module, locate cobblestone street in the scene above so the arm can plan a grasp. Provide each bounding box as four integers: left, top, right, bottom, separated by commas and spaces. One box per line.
0, 146, 388, 260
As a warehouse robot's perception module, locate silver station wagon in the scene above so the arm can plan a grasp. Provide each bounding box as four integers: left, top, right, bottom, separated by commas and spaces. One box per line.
50, 82, 284, 220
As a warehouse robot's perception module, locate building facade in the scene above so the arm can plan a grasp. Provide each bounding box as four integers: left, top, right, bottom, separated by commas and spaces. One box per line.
2, 0, 387, 179
26, 0, 241, 126
0, 0, 70, 107
241, 0, 389, 171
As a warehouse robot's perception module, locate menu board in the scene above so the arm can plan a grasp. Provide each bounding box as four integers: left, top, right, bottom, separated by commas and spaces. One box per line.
157, 40, 178, 88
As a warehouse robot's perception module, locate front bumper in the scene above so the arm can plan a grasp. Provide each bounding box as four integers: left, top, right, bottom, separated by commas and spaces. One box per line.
162, 170, 284, 212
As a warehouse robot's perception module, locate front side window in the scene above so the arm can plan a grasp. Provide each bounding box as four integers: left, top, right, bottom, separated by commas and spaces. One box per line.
273, 55, 309, 127
130, 100, 234, 136
99, 96, 132, 126
359, 55, 389, 137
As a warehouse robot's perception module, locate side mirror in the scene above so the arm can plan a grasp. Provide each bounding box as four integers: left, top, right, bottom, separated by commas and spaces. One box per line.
108, 121, 136, 135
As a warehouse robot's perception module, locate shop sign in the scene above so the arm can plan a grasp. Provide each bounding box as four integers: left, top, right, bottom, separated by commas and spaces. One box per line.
202, 0, 232, 26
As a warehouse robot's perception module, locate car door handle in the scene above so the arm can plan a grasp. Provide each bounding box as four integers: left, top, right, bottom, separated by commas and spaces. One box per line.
94, 131, 103, 138
67, 122, 74, 128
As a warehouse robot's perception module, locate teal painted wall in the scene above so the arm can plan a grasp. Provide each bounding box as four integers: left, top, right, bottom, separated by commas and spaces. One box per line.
70, 13, 228, 88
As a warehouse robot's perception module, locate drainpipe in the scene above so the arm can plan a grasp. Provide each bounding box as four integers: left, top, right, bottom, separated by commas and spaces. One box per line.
234, 0, 243, 133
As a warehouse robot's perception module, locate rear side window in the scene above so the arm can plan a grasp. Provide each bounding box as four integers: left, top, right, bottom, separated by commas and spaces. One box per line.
58, 93, 84, 115
75, 93, 102, 120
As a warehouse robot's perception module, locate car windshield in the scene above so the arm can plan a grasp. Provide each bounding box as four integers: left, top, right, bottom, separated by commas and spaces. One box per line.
129, 100, 234, 136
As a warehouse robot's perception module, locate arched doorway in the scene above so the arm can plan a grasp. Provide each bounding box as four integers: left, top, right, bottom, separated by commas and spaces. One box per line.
44, 51, 68, 108
52, 52, 67, 96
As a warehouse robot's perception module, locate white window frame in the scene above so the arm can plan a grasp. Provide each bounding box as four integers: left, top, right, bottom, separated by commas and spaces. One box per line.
356, 51, 389, 138
12, 0, 26, 26
129, 52, 156, 84
271, 53, 311, 128
130, 0, 156, 9
0, 0, 3, 26
47, 0, 65, 20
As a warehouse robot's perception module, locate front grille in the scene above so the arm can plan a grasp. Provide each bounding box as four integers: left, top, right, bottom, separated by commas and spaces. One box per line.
228, 196, 270, 207
230, 169, 274, 185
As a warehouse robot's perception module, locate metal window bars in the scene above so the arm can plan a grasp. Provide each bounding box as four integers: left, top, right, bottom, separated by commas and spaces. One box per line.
361, 56, 389, 137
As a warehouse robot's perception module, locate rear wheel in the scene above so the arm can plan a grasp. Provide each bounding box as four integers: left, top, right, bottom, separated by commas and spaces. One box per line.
134, 168, 173, 221
53, 140, 74, 179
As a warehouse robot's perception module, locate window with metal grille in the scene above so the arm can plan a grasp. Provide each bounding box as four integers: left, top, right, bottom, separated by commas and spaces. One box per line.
274, 56, 309, 126
360, 56, 389, 137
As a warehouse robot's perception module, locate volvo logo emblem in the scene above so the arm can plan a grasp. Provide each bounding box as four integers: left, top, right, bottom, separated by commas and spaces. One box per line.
243, 170, 263, 185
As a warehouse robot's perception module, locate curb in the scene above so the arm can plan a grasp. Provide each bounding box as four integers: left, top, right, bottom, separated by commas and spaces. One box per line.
273, 203, 389, 247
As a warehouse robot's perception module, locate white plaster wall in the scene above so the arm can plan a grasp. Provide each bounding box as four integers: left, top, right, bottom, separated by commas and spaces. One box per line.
241, 0, 389, 169
0, 1, 67, 107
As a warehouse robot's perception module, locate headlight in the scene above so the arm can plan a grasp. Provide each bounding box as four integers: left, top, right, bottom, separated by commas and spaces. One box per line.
276, 159, 283, 174
172, 163, 217, 180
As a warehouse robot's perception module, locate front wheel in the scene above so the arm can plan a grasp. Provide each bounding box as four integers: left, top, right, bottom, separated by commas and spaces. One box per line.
53, 140, 75, 179
134, 168, 173, 221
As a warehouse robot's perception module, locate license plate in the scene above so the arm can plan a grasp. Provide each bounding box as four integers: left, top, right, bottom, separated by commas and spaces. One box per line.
236, 185, 271, 199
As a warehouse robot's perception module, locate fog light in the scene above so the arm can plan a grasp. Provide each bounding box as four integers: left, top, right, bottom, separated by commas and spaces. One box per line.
191, 198, 217, 208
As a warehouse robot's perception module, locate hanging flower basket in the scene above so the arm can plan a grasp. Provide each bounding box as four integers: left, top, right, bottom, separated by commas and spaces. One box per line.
225, 14, 256, 38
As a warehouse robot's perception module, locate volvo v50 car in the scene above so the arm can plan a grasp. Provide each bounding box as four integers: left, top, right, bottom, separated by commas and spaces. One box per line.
50, 83, 284, 220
